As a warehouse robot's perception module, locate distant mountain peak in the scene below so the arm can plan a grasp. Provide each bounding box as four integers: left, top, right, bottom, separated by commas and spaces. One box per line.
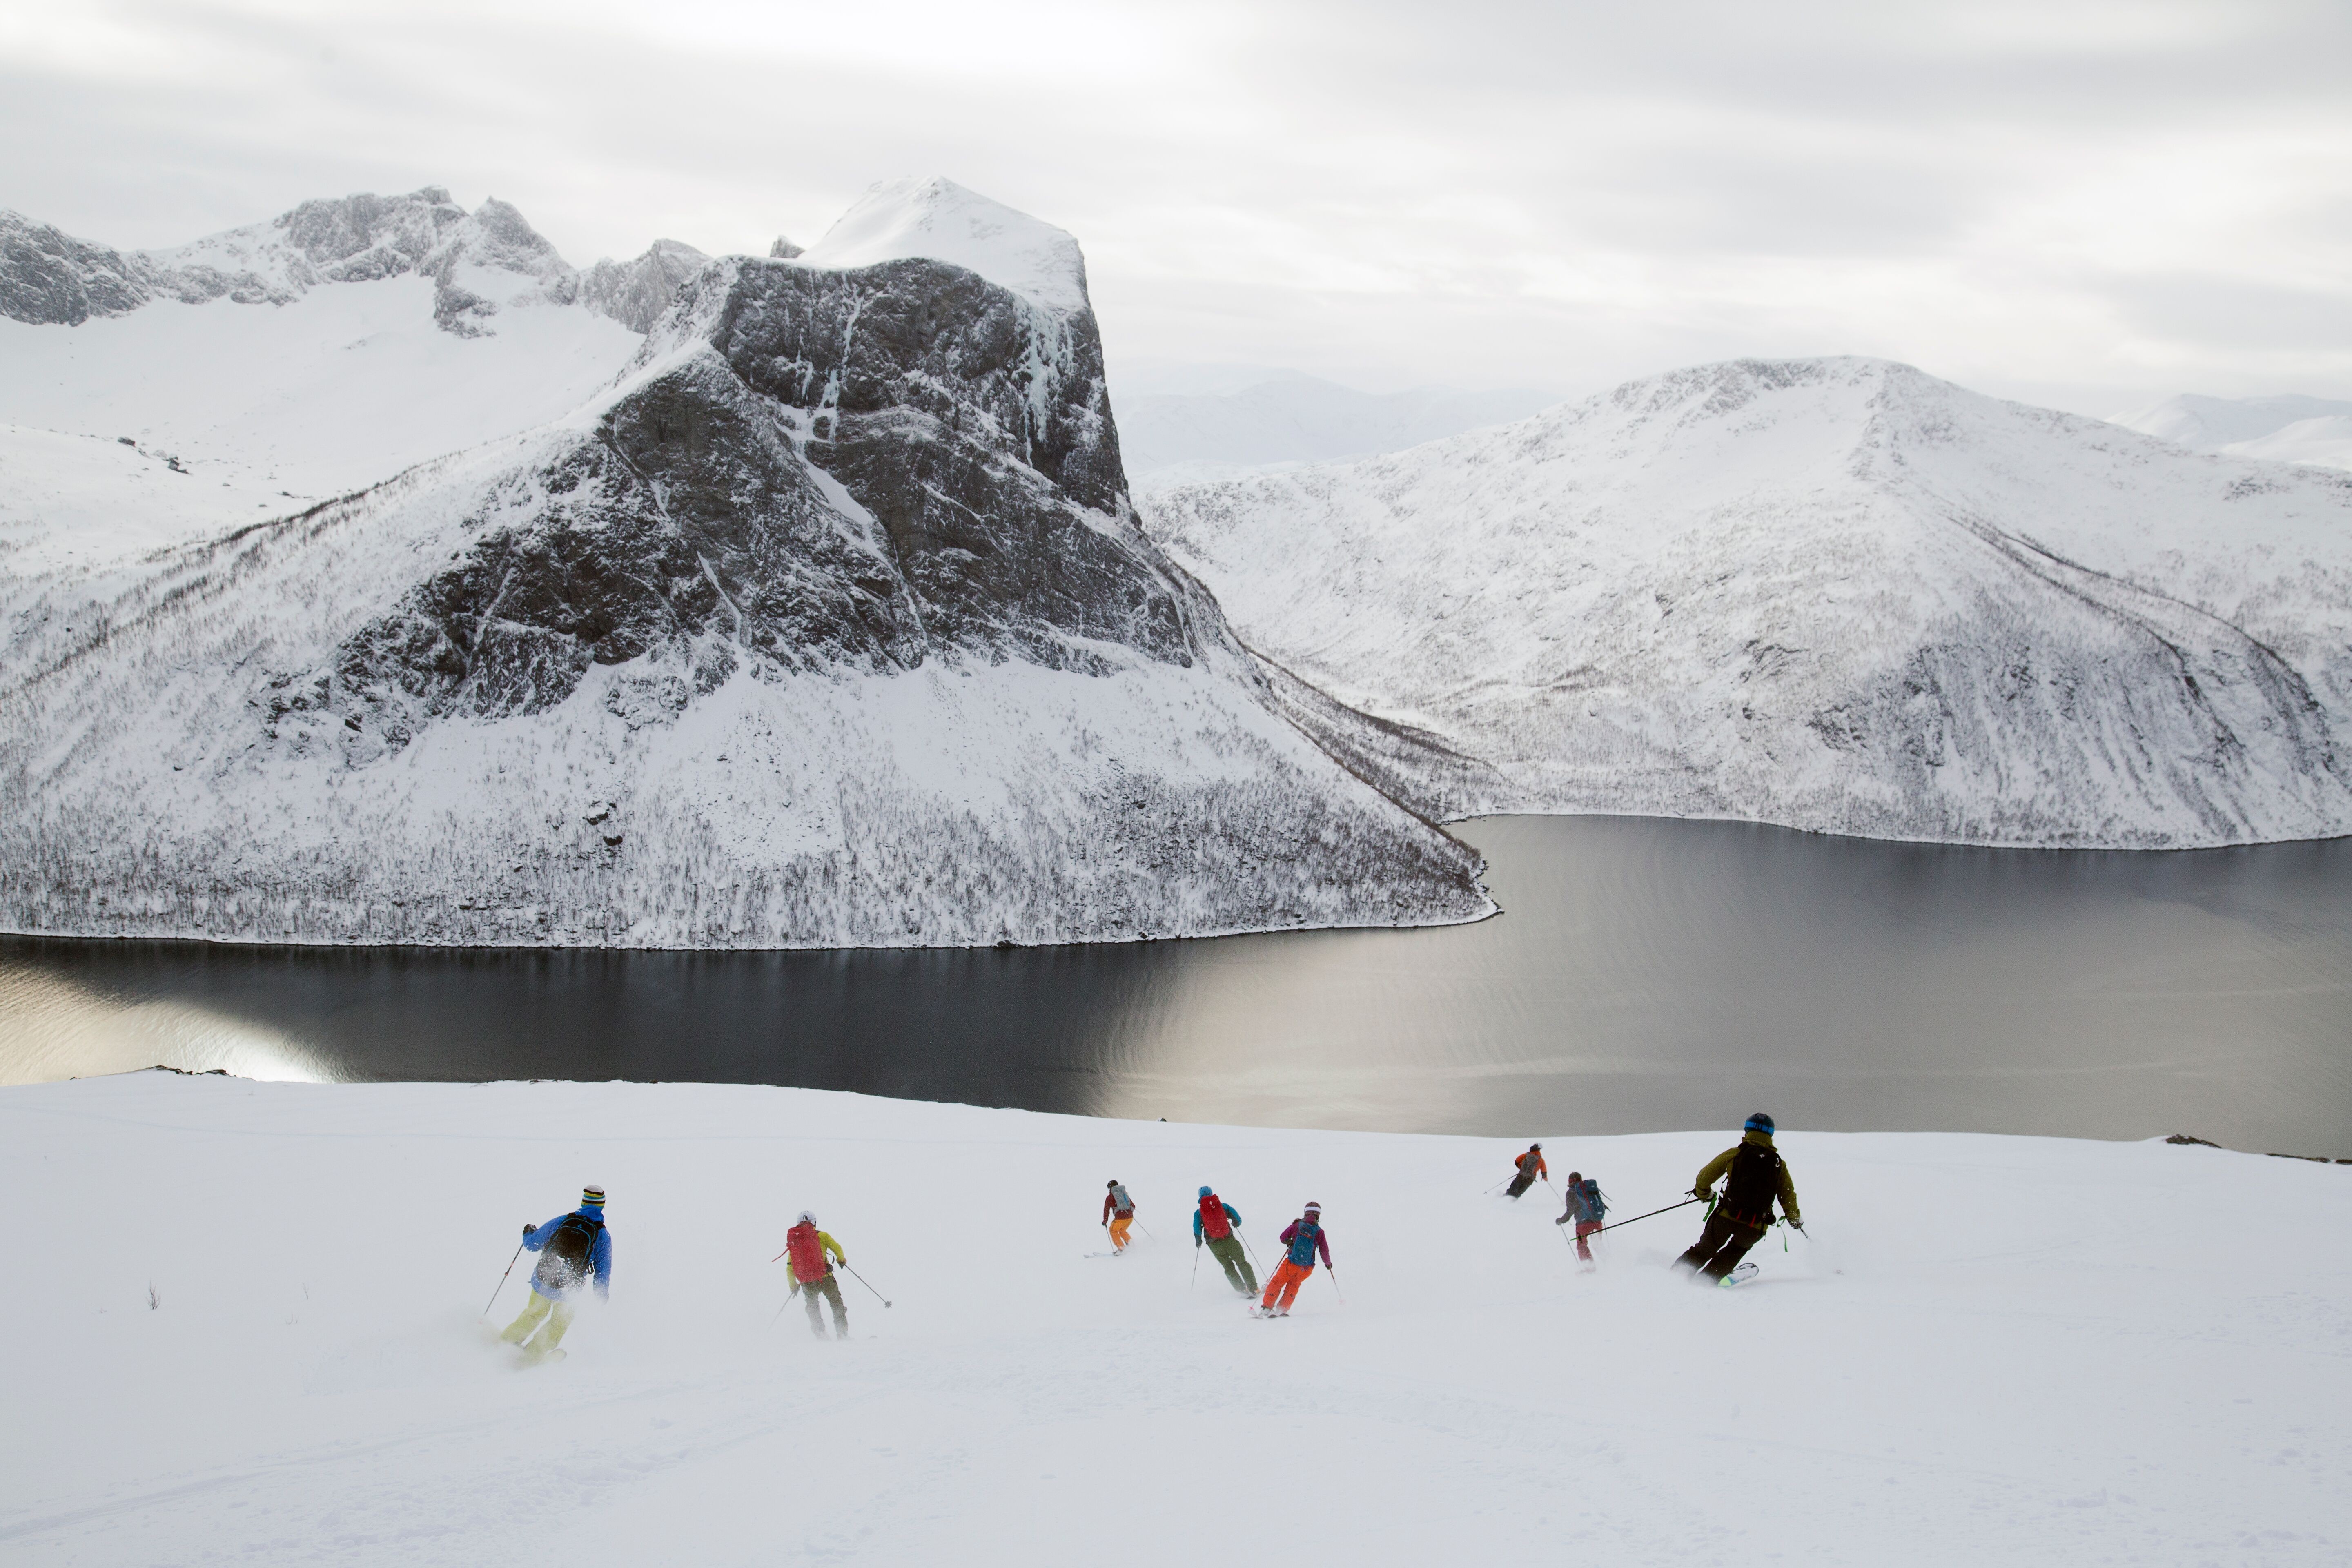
794, 176, 1091, 316
2110, 392, 2352, 471
0, 187, 699, 339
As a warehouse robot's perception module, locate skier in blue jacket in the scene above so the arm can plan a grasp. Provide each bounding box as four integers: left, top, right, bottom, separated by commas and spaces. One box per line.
501, 1185, 612, 1362
1194, 1186, 1256, 1295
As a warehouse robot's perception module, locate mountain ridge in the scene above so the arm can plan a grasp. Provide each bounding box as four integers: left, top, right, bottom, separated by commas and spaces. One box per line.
0, 187, 710, 337
1141, 355, 2352, 849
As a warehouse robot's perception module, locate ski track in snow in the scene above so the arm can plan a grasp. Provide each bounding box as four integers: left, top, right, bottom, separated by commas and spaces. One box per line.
2, 1074, 2345, 1566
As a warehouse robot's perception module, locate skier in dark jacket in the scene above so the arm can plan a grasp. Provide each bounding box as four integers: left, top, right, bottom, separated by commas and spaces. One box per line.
1194, 1186, 1258, 1295
1504, 1143, 1548, 1199
1677, 1115, 1802, 1283
501, 1185, 611, 1361
1554, 1170, 1606, 1268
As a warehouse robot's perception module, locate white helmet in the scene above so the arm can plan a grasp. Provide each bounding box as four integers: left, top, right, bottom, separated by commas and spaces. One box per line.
797, 1210, 817, 1226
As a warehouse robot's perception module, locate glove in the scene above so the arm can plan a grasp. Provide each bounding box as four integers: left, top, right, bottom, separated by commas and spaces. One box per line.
1553, 1215, 1567, 1225
1195, 1238, 1203, 1248
521, 1222, 534, 1237
1692, 1190, 1712, 1205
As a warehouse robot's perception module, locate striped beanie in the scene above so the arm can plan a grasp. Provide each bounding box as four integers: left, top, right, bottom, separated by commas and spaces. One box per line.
581, 1185, 607, 1209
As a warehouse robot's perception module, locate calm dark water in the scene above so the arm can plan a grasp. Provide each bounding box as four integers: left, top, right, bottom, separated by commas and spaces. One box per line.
4, 817, 2348, 1154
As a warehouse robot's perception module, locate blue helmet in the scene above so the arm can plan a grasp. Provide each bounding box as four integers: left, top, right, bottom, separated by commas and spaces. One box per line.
1198, 1185, 1213, 1198
1745, 1112, 1775, 1135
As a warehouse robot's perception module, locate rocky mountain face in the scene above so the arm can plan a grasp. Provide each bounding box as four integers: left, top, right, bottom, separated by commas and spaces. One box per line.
1143, 357, 2352, 849
334, 248, 1184, 739
0, 180, 1488, 948
0, 187, 708, 337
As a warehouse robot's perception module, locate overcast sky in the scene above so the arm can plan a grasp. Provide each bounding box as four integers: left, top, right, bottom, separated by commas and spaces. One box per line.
5, 0, 2348, 414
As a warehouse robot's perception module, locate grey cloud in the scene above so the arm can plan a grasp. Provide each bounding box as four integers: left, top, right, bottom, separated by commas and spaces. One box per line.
5, 0, 2351, 411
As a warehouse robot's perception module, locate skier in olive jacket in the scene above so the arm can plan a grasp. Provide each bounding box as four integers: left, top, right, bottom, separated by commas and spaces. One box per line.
1677, 1114, 1801, 1282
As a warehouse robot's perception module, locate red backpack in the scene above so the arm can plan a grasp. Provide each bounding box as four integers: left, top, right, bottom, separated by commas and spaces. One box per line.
786, 1221, 826, 1279
1198, 1195, 1233, 1241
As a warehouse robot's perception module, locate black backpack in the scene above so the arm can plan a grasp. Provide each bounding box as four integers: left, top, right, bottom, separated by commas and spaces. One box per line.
1719, 1143, 1782, 1226
532, 1213, 604, 1291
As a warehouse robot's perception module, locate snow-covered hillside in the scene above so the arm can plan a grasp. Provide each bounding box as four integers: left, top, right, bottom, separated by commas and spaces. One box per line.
0, 179, 1486, 948
1143, 358, 2352, 848
5, 1073, 2344, 1566
0, 189, 702, 567
1117, 374, 1558, 485
2113, 392, 2352, 471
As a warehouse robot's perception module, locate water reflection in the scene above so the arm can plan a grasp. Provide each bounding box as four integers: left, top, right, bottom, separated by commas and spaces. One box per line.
2, 817, 2346, 1155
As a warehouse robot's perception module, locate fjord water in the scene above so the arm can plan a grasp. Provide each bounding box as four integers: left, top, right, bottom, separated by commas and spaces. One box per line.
3, 817, 2346, 1156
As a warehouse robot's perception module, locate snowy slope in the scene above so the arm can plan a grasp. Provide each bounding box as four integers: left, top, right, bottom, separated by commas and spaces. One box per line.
4, 1073, 2345, 1566
1119, 374, 1558, 484
0, 191, 704, 566
2111, 391, 2352, 458
0, 183, 1485, 948
2221, 414, 2352, 472
1143, 357, 2352, 848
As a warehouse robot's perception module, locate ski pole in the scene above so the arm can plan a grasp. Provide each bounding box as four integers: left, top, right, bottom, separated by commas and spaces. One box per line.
1138, 1222, 1157, 1241
1190, 1245, 1202, 1291
1584, 1195, 1707, 1240
841, 1264, 892, 1308
1236, 1227, 1267, 1274
1325, 1264, 1345, 1306
481, 1238, 526, 1320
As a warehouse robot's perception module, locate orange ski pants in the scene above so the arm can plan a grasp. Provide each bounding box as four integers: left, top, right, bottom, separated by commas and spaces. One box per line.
1261, 1258, 1313, 1312
1109, 1214, 1134, 1251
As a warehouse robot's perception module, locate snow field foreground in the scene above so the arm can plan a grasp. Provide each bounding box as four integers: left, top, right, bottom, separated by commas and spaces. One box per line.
3, 1075, 2343, 1566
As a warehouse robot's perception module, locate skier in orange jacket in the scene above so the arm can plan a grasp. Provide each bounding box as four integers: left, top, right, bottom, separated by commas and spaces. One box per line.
1504, 1143, 1548, 1200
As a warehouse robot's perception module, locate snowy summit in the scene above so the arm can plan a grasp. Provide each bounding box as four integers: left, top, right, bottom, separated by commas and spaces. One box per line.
792, 176, 1093, 317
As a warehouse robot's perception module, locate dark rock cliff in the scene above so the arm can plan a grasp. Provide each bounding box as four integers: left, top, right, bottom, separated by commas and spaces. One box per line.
330, 254, 1198, 743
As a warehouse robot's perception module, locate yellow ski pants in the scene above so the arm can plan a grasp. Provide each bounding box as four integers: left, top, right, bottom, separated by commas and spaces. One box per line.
501, 1291, 575, 1353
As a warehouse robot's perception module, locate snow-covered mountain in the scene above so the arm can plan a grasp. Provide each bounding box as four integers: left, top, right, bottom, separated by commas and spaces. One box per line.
1142, 357, 2352, 849
0, 177, 1486, 948
2111, 392, 2352, 471
0, 187, 702, 334
0, 189, 706, 569
1117, 374, 1557, 485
